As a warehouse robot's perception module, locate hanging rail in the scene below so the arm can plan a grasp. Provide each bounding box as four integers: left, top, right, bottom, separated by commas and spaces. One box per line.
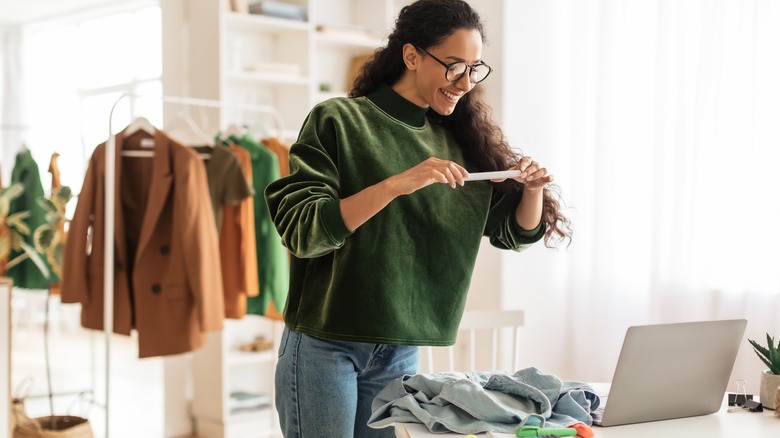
104, 92, 284, 438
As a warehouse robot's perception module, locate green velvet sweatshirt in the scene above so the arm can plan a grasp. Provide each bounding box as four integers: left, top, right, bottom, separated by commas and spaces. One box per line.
264, 84, 544, 346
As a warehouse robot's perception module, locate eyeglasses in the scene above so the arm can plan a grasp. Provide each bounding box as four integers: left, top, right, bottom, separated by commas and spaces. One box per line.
415, 46, 492, 84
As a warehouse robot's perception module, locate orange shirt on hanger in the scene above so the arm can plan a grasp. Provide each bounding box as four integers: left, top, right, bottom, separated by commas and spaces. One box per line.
260, 137, 291, 321
261, 137, 290, 177
220, 145, 260, 319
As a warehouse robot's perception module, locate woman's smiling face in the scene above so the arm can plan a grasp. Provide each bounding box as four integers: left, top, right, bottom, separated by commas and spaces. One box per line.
408, 28, 484, 115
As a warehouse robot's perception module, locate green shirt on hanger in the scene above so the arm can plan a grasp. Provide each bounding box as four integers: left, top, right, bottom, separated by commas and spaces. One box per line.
192, 145, 253, 230
8, 149, 51, 289
228, 134, 289, 317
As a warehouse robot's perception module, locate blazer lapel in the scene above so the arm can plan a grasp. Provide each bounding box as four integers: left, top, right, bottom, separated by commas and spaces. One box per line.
135, 131, 173, 261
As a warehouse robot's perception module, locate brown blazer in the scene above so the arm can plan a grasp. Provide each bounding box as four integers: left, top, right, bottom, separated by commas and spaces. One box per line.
61, 130, 224, 358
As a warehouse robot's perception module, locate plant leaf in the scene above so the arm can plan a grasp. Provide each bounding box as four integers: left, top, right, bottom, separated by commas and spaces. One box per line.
19, 241, 49, 280
37, 198, 57, 215
0, 198, 9, 221
0, 183, 25, 202
10, 233, 24, 251
770, 336, 780, 374
49, 242, 64, 277
46, 239, 65, 278
7, 211, 31, 235
53, 186, 73, 211
749, 336, 780, 374
5, 253, 29, 270
44, 211, 60, 225
749, 339, 771, 359
752, 347, 774, 370
34, 225, 56, 253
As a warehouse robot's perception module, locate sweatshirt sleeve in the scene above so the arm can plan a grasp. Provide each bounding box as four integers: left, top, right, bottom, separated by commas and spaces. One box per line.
484, 189, 546, 251
264, 105, 353, 259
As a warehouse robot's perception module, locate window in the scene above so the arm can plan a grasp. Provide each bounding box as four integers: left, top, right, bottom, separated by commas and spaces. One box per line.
21, 5, 162, 194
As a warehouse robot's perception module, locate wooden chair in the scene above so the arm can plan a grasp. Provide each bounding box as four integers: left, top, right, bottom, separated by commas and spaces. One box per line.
420, 309, 524, 373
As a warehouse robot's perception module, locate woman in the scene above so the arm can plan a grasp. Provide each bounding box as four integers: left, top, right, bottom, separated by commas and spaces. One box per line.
265, 0, 571, 436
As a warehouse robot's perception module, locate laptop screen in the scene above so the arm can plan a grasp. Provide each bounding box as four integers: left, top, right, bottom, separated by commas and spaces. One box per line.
594, 319, 747, 427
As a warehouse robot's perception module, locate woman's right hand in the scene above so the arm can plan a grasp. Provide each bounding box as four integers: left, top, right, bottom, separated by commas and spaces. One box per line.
339, 157, 468, 232
385, 157, 469, 197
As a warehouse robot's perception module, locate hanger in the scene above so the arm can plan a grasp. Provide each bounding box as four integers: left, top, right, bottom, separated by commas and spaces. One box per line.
121, 117, 156, 158
245, 120, 271, 141
164, 111, 214, 147
223, 123, 245, 139
123, 116, 156, 136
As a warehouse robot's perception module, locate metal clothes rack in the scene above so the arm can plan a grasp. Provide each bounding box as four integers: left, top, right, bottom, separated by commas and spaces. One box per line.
104, 93, 284, 437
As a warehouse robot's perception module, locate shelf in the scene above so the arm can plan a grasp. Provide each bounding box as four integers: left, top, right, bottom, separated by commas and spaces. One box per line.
314, 31, 383, 50
178, 2, 407, 437
229, 404, 273, 421
226, 71, 310, 86
224, 11, 310, 34
228, 349, 274, 366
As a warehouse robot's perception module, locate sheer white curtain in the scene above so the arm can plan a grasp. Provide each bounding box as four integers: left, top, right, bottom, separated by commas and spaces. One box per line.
497, 0, 780, 394
1, 26, 27, 185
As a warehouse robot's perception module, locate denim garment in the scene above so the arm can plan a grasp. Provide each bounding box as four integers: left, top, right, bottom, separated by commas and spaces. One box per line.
275, 327, 419, 438
368, 367, 600, 434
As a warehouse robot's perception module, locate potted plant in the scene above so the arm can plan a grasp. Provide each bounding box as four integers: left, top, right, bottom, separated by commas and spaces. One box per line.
11, 185, 93, 436
748, 334, 780, 410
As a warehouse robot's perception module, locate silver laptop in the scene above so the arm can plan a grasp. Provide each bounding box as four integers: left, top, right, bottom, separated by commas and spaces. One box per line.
591, 319, 747, 427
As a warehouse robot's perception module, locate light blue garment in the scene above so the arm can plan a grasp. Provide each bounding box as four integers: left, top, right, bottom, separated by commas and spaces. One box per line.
275, 327, 419, 438
368, 367, 600, 434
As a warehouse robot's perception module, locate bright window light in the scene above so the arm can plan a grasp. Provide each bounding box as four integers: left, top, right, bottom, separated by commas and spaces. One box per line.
21, 6, 162, 195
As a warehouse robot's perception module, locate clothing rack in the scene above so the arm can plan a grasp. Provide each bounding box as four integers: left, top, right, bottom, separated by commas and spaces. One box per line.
104, 93, 284, 437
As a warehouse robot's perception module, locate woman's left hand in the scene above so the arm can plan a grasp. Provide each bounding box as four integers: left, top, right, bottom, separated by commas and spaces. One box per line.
491, 156, 553, 191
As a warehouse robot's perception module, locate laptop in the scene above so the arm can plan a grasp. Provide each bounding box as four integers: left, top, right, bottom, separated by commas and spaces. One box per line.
590, 319, 747, 427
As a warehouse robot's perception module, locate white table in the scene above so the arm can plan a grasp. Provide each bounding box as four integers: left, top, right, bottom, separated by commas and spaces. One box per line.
394, 399, 780, 437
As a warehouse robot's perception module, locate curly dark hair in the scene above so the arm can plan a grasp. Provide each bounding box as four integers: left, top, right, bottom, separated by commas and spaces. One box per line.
350, 0, 572, 246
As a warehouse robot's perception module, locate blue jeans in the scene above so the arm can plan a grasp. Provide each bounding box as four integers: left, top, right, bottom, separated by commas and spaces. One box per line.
275, 327, 419, 438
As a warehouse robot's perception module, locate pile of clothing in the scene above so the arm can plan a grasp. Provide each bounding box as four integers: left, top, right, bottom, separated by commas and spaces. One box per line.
369, 367, 600, 437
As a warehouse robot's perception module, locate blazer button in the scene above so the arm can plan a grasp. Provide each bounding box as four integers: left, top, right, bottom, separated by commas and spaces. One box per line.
151, 284, 162, 294
160, 245, 170, 255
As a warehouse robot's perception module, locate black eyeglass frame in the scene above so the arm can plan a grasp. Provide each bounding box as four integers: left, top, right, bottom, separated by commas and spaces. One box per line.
415, 45, 493, 84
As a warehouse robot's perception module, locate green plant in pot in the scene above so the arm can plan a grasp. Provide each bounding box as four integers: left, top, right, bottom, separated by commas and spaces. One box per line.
748, 334, 780, 410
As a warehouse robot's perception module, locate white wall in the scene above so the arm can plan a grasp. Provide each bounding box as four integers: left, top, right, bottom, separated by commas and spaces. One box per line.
462, 1, 577, 377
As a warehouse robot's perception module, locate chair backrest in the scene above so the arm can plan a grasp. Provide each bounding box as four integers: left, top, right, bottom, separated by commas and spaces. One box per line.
420, 309, 524, 373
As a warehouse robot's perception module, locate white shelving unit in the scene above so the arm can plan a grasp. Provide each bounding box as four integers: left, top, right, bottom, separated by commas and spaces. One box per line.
1, 278, 11, 438
160, 1, 410, 437
191, 317, 283, 438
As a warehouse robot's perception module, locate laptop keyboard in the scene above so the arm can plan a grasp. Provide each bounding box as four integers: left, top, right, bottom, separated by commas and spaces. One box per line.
592, 394, 609, 425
